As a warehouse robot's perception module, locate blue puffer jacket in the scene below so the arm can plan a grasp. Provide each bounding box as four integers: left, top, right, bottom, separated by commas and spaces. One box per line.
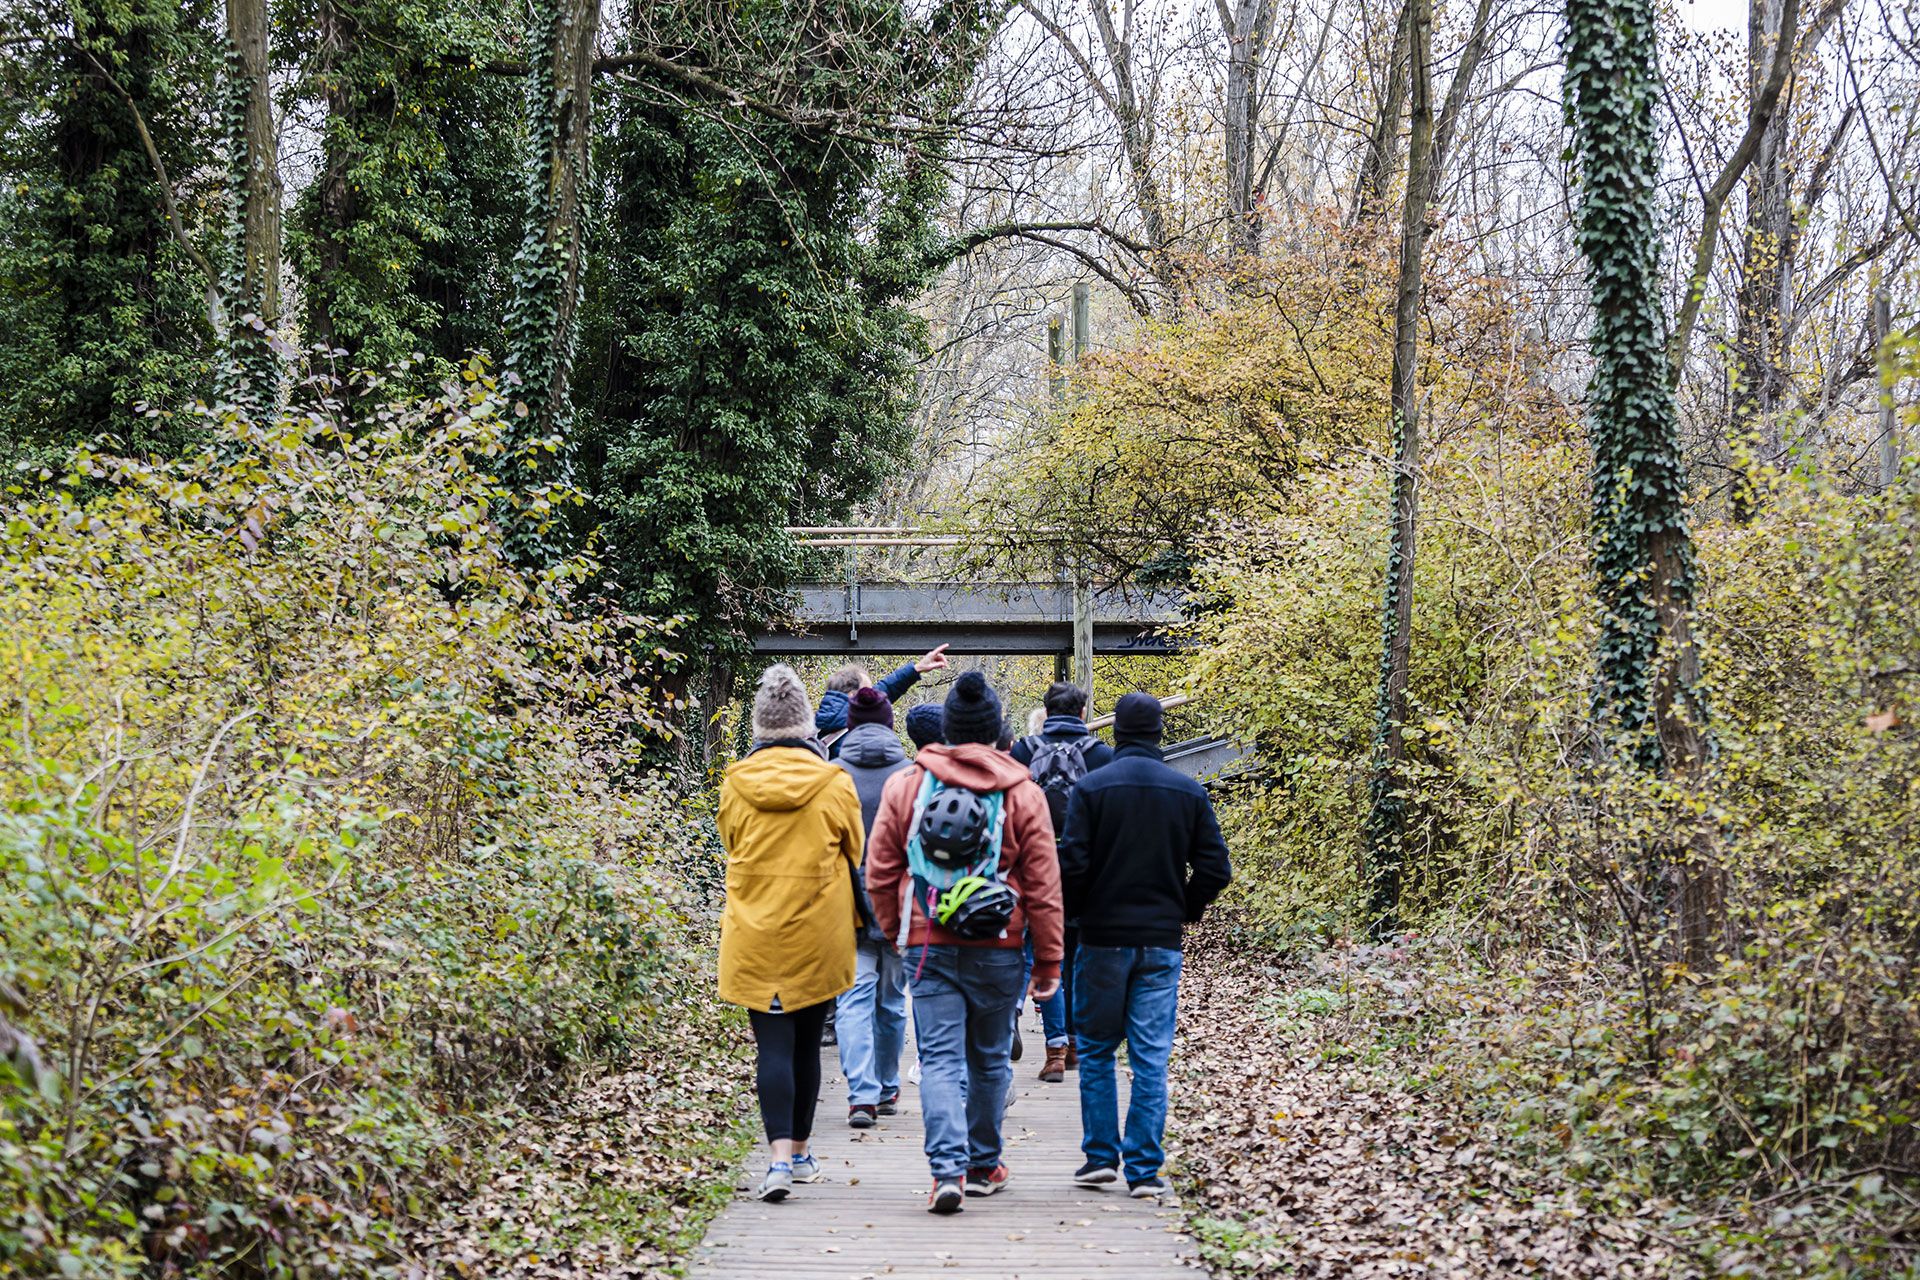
815, 661, 922, 739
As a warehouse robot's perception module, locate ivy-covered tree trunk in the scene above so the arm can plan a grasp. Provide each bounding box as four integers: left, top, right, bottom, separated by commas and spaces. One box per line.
1360, 0, 1431, 936
501, 0, 600, 563
305, 0, 366, 368
1564, 0, 1719, 961
0, 0, 219, 462
221, 0, 282, 410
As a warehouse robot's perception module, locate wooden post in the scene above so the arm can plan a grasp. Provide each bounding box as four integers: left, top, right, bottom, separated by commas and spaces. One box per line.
1876, 271, 1900, 487
1072, 283, 1091, 362
1048, 313, 1066, 401
1072, 570, 1094, 703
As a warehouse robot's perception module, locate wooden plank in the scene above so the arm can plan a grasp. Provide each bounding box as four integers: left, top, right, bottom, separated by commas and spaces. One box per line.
688, 1004, 1196, 1279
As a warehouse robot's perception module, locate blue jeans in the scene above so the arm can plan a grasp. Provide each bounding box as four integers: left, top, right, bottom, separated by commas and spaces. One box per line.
836, 941, 906, 1106
1074, 945, 1183, 1182
1038, 926, 1076, 1046
906, 944, 1024, 1179
1019, 937, 1071, 1047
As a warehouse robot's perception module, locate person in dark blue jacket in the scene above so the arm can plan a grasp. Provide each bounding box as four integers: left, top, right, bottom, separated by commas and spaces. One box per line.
815, 646, 950, 757
1057, 691, 1231, 1198
1009, 681, 1115, 772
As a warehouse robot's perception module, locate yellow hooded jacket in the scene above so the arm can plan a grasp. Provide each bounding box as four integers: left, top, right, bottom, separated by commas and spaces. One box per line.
716, 745, 864, 1012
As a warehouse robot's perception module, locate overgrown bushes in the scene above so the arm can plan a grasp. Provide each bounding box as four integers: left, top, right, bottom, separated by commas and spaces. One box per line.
0, 366, 725, 1277
1181, 434, 1919, 1221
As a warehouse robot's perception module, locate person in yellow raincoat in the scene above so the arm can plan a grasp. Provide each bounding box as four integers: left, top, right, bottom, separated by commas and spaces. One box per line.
717, 664, 864, 1202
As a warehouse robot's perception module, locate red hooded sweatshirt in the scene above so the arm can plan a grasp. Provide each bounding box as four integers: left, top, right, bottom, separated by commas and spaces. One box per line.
865, 742, 1064, 981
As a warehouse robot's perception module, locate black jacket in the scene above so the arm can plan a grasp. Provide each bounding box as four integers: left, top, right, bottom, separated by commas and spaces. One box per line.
1057, 742, 1233, 950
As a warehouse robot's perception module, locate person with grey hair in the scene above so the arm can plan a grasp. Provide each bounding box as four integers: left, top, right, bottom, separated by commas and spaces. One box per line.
717, 665, 865, 1202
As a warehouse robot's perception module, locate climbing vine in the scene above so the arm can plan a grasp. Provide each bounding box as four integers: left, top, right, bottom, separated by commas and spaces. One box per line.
282, 0, 524, 380
572, 0, 989, 658
1563, 0, 1708, 772
0, 0, 221, 467
216, 41, 275, 413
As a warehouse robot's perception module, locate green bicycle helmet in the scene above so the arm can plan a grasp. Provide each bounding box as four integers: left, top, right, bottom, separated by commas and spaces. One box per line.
934, 876, 1019, 940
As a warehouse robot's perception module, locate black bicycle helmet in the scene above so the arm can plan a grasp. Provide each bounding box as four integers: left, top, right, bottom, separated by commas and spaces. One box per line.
918, 787, 993, 868
935, 876, 1020, 940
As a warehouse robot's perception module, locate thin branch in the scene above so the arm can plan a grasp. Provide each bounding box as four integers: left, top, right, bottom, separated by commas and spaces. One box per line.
1668, 0, 1827, 382
936, 219, 1156, 262
1009, 232, 1155, 316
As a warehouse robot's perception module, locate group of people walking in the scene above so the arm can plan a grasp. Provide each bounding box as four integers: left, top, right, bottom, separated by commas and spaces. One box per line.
715, 650, 1232, 1212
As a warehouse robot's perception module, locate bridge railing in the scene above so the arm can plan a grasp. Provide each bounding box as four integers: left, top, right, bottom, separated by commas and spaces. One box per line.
755, 579, 1182, 656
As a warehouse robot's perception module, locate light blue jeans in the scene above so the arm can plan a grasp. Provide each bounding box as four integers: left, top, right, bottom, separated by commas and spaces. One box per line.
906, 944, 1024, 1179
835, 941, 906, 1106
1074, 945, 1183, 1182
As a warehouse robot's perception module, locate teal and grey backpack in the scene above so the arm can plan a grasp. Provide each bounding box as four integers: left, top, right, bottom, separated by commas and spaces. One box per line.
897, 770, 1019, 946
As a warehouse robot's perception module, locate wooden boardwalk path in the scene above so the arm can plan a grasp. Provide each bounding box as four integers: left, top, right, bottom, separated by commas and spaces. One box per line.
688, 1003, 1199, 1278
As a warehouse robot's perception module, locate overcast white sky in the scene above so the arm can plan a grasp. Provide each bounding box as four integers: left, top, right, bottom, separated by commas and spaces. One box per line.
1679, 0, 1749, 33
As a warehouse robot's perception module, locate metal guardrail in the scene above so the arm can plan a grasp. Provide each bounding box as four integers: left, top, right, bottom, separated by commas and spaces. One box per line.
753, 581, 1182, 656
1162, 735, 1250, 783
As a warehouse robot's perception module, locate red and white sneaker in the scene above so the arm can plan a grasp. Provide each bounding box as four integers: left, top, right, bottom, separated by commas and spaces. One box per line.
928, 1177, 965, 1213
965, 1163, 1011, 1196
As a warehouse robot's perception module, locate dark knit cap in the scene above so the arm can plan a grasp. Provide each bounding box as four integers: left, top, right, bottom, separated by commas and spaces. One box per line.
942, 671, 1003, 746
904, 703, 946, 750
1112, 691, 1164, 742
846, 686, 894, 731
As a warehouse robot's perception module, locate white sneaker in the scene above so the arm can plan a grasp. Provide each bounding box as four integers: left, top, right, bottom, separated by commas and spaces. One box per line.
791, 1153, 822, 1183
757, 1162, 793, 1202
908, 1059, 922, 1084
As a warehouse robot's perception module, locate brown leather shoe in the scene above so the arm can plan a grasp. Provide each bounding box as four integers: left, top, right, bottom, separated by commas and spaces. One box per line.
1064, 1042, 1078, 1071
1039, 1046, 1067, 1082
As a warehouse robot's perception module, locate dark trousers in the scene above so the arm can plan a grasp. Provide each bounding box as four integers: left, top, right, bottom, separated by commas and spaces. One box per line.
747, 1001, 831, 1143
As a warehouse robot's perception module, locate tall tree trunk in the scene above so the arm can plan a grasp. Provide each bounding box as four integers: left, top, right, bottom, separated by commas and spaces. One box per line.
308, 0, 360, 367
1877, 272, 1901, 486
501, 0, 601, 564
222, 0, 282, 410
1351, 0, 1412, 224
1729, 0, 1792, 521
1360, 0, 1432, 937
1084, 0, 1178, 292
1565, 0, 1718, 962
1219, 0, 1275, 255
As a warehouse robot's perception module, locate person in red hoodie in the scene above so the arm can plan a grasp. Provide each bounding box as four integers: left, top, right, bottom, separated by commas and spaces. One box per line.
867, 671, 1064, 1214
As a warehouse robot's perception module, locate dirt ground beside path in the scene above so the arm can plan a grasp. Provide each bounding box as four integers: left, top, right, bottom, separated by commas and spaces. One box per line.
1165, 932, 1678, 1279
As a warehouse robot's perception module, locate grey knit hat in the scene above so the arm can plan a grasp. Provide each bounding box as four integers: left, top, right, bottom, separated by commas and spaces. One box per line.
752, 664, 814, 740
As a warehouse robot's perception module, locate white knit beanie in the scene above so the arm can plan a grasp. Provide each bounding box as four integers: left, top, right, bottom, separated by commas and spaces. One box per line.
751, 664, 814, 741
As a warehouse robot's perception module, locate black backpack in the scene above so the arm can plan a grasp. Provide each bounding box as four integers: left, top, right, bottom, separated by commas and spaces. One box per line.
1025, 735, 1094, 836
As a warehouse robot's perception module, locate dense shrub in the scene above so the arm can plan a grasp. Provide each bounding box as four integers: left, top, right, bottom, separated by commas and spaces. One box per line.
1182, 437, 1920, 1194
0, 365, 719, 1278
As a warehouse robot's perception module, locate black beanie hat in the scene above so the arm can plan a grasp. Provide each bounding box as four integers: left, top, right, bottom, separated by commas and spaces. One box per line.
1112, 691, 1164, 742
904, 702, 946, 750
942, 671, 1003, 745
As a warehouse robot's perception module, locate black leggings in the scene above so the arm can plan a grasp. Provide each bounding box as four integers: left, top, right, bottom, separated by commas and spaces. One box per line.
747, 1001, 831, 1144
